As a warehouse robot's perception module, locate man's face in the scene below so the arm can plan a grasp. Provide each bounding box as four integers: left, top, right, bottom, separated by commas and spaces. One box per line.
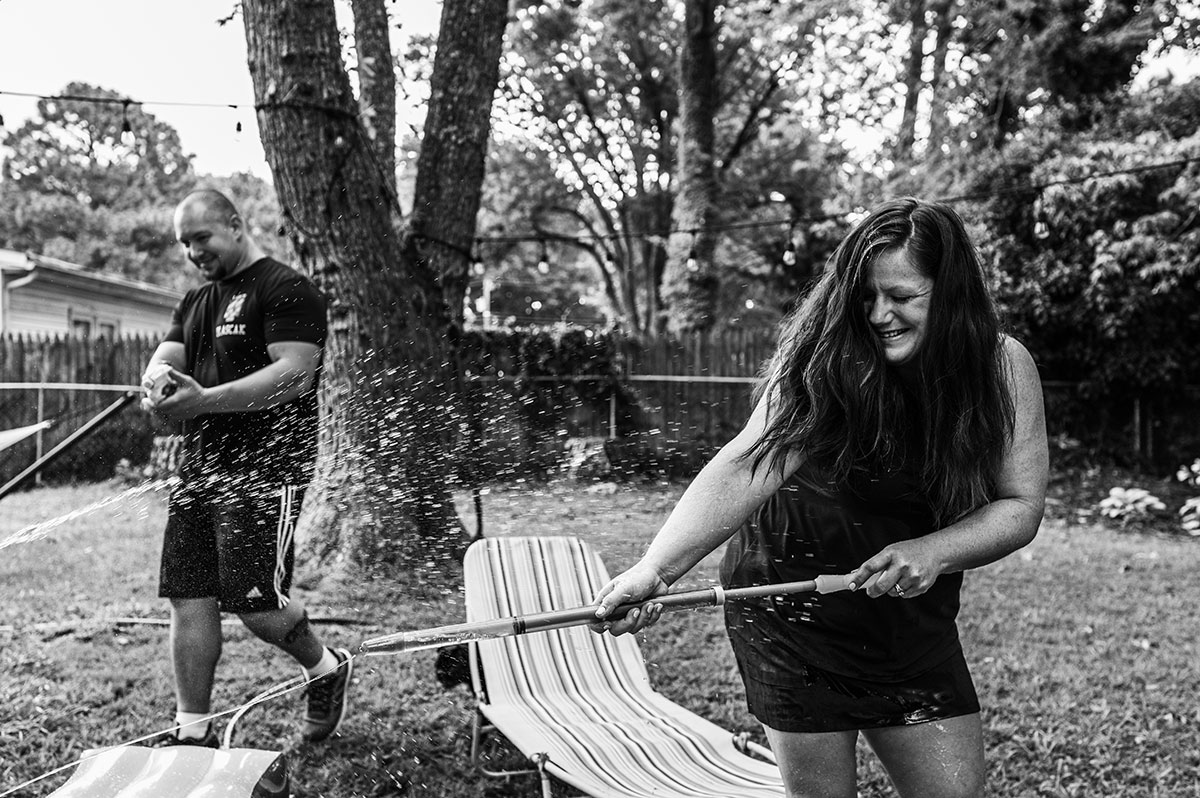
174, 202, 242, 282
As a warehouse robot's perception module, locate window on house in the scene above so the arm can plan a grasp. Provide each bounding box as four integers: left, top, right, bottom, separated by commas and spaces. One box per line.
99, 322, 117, 339
72, 319, 93, 338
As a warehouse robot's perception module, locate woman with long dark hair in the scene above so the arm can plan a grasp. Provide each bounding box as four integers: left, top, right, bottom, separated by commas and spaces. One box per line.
592, 198, 1048, 797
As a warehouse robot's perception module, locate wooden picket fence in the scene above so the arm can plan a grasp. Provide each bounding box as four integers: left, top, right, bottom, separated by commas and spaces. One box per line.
0, 335, 163, 486
618, 326, 774, 446
0, 330, 1186, 486
0, 330, 777, 484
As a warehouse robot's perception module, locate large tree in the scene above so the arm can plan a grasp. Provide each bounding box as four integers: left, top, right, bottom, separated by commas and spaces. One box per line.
661, 0, 721, 334
492, 0, 840, 337
239, 0, 508, 576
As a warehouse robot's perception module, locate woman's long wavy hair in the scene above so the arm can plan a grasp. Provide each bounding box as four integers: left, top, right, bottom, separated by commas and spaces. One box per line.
745, 197, 1015, 525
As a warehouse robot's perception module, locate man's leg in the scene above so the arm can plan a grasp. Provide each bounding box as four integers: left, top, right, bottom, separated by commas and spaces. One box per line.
239, 600, 353, 743
169, 596, 223, 713
238, 599, 323, 668
222, 483, 352, 742
155, 596, 223, 746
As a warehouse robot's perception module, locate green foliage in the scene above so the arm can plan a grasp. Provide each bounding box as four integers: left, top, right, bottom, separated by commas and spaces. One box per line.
896, 79, 1200, 464
0, 84, 283, 292
2, 82, 193, 210
1097, 486, 1167, 521
1177, 458, 1200, 535
488, 0, 843, 335
950, 0, 1172, 147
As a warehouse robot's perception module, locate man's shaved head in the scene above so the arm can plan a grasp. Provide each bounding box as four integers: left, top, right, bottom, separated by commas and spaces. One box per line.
176, 189, 239, 223
173, 189, 257, 282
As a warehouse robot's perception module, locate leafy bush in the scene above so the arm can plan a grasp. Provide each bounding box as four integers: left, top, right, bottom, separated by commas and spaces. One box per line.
1176, 458, 1200, 536
1097, 487, 1166, 523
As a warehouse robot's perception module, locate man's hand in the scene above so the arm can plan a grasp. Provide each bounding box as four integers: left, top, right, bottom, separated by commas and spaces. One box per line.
142, 371, 210, 421
140, 362, 178, 407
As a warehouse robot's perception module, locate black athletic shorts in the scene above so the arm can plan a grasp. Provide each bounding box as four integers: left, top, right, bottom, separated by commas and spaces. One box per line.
737, 648, 981, 733
159, 476, 306, 614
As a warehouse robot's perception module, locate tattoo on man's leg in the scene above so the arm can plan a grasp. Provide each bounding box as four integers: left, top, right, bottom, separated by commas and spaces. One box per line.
283, 612, 312, 645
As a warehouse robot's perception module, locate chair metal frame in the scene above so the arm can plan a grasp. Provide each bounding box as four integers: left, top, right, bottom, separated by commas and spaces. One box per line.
464, 535, 784, 798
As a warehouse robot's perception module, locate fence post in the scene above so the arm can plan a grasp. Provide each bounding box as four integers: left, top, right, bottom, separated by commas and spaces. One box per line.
1132, 397, 1142, 460
35, 385, 44, 485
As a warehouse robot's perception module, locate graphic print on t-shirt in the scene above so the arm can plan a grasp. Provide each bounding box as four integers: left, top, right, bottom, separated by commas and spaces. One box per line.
217, 292, 248, 338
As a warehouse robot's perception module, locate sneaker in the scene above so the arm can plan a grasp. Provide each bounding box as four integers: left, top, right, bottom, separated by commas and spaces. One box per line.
301, 647, 353, 742
153, 721, 219, 749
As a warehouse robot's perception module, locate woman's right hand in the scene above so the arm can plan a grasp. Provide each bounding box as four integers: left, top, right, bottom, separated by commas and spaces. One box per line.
589, 563, 671, 636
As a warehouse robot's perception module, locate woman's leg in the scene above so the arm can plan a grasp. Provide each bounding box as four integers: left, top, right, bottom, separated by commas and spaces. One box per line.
861, 713, 985, 798
762, 725, 860, 798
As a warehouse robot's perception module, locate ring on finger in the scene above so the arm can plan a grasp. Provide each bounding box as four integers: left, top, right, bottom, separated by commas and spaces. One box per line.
892, 585, 906, 597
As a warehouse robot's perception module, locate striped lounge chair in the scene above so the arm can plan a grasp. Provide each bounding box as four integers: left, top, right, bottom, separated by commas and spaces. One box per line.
464, 535, 784, 798
47, 746, 287, 797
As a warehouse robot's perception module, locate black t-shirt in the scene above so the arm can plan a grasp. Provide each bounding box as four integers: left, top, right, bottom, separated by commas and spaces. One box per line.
166, 257, 327, 483
721, 414, 964, 682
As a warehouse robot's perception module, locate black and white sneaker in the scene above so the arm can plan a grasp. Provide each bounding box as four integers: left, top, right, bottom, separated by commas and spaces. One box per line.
301, 647, 353, 742
153, 721, 219, 749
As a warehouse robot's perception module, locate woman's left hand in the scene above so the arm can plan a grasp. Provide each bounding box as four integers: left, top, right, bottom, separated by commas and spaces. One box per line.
849, 538, 945, 599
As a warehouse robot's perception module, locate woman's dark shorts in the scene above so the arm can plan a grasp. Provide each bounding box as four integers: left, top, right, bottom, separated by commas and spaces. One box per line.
738, 649, 980, 733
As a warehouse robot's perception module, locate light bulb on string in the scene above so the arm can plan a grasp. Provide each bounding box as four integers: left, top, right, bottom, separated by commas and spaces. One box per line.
1033, 194, 1050, 240
536, 239, 550, 275
120, 100, 135, 146
471, 238, 485, 276
602, 249, 616, 272
685, 230, 699, 273
782, 219, 797, 267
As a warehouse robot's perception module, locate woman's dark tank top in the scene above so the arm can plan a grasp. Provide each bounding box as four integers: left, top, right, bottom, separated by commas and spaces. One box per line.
720, 438, 964, 683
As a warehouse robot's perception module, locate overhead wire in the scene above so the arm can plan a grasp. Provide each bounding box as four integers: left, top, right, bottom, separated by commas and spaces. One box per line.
3, 86, 1198, 248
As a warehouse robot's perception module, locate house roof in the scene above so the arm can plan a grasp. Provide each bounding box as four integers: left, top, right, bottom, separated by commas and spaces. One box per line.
0, 249, 182, 308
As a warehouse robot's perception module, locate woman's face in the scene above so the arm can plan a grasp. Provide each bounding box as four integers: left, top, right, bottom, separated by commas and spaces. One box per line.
863, 248, 934, 366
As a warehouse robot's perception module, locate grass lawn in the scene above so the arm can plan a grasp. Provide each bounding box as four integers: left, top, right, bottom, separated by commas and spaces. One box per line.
2, 475, 1199, 797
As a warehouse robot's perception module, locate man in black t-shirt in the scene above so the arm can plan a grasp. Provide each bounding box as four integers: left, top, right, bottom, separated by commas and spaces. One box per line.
141, 189, 351, 747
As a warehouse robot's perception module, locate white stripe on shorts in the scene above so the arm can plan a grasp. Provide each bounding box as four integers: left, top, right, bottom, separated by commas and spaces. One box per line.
274, 485, 298, 608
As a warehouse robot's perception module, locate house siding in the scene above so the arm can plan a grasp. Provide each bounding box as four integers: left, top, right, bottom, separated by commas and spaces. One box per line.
7, 281, 174, 337
0, 250, 180, 338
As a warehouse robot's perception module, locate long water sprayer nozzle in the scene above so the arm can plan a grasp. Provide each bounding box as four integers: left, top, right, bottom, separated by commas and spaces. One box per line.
358, 573, 854, 656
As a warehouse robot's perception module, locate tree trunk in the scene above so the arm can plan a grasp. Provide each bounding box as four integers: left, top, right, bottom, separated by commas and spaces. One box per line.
662, 0, 720, 335
926, 0, 955, 156
895, 0, 928, 161
240, 0, 500, 581
412, 0, 510, 328
351, 0, 397, 199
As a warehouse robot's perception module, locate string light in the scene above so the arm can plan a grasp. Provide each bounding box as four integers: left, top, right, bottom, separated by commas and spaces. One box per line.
120, 100, 135, 146
536, 239, 550, 274
1, 86, 1196, 254
685, 230, 699, 272
1032, 194, 1051, 240
471, 238, 485, 276
781, 218, 797, 266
